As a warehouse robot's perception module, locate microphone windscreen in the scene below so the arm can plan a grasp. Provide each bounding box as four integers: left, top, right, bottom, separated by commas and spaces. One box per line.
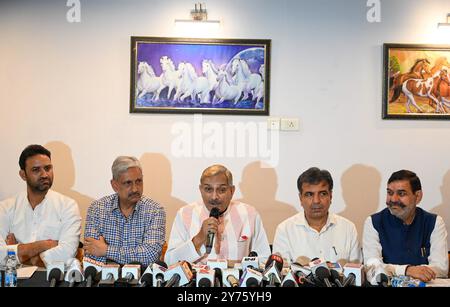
246, 277, 259, 287
49, 268, 62, 281
155, 260, 168, 269
141, 273, 153, 285
198, 278, 212, 287
330, 269, 340, 281
210, 207, 220, 218
315, 266, 331, 280
84, 266, 97, 279
248, 251, 258, 257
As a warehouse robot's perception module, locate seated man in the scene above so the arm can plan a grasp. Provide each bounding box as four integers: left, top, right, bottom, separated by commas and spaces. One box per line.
363, 170, 448, 282
165, 164, 271, 265
0, 144, 81, 267
83, 156, 166, 266
273, 167, 361, 266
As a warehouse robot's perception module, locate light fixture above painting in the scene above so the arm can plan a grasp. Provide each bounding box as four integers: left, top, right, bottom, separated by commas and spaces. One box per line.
437, 13, 450, 28
174, 2, 220, 26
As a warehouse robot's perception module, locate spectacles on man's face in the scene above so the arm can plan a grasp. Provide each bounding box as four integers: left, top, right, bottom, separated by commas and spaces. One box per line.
201, 184, 231, 195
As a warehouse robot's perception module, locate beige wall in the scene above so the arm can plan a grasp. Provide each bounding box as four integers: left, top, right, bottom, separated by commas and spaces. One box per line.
1, 0, 449, 246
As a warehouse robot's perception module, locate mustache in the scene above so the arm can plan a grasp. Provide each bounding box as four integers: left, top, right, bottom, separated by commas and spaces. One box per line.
209, 200, 221, 206
128, 192, 141, 198
387, 201, 406, 209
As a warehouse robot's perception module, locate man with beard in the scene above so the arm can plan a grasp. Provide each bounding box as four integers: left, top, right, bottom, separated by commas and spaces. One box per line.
0, 144, 81, 267
83, 156, 165, 266
273, 167, 361, 266
165, 164, 270, 265
363, 170, 448, 282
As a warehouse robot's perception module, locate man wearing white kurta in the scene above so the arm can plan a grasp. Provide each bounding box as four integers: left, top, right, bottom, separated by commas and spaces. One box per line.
273, 167, 361, 266
0, 145, 81, 267
165, 165, 270, 265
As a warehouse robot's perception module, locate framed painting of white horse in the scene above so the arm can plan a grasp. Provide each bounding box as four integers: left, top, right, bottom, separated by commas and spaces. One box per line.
383, 43, 450, 120
130, 36, 271, 115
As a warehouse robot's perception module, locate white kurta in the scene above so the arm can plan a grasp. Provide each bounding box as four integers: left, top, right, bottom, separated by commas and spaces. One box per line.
165, 200, 271, 266
0, 190, 81, 266
273, 212, 362, 265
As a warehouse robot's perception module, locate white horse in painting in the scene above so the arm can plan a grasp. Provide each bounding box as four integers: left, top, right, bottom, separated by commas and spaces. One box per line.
231, 58, 262, 101
155, 56, 181, 101
253, 64, 265, 104
213, 69, 244, 104
174, 62, 199, 102
136, 61, 161, 100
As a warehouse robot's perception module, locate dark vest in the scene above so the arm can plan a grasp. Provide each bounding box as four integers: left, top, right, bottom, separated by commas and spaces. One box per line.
371, 207, 436, 265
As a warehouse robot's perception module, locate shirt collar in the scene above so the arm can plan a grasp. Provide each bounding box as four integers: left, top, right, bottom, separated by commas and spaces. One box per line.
295, 211, 337, 230
111, 193, 141, 215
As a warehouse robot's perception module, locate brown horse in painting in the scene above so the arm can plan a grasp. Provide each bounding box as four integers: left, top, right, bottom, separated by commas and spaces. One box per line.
402, 69, 450, 113
390, 58, 431, 103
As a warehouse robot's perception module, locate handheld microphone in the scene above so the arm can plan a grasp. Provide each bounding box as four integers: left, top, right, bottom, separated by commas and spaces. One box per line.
152, 261, 167, 287
205, 207, 220, 254
343, 263, 364, 287
309, 258, 328, 276
139, 265, 153, 287
196, 268, 215, 287
64, 259, 84, 287
263, 253, 283, 287
165, 261, 193, 287
240, 267, 263, 287
330, 269, 343, 287
222, 268, 240, 287
366, 259, 389, 287
84, 265, 98, 288
47, 262, 65, 288
99, 264, 120, 287
281, 270, 298, 287
315, 266, 333, 287
213, 268, 222, 287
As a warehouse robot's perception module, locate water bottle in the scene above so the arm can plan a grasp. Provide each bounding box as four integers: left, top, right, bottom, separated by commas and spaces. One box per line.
391, 275, 426, 287
4, 249, 17, 287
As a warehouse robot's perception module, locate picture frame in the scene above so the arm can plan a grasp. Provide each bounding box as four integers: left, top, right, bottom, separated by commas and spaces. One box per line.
383, 43, 450, 120
130, 36, 271, 115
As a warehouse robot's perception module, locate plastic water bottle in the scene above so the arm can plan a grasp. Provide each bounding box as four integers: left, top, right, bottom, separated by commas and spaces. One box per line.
4, 249, 17, 287
391, 275, 426, 287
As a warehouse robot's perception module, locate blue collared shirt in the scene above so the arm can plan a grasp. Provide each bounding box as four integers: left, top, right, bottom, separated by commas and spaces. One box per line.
84, 193, 166, 266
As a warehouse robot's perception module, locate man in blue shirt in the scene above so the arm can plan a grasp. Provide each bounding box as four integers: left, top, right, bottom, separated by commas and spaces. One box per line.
83, 156, 166, 266
363, 170, 448, 282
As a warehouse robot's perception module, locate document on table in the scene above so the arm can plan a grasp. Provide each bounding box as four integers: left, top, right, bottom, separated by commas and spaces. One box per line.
426, 279, 450, 287
17, 266, 38, 279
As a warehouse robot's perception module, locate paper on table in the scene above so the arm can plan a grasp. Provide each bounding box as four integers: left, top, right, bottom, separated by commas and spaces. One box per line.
426, 278, 450, 287
17, 266, 38, 279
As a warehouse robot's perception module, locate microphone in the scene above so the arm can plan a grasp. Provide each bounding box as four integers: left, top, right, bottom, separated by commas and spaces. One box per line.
291, 264, 315, 287
330, 269, 343, 287
64, 259, 84, 287
47, 262, 65, 288
205, 207, 220, 254
281, 270, 298, 287
315, 266, 333, 287
222, 268, 240, 287
263, 253, 283, 287
139, 265, 153, 287
241, 251, 260, 271
152, 261, 167, 287
240, 267, 263, 287
196, 268, 215, 287
343, 263, 364, 287
309, 258, 328, 276
248, 251, 258, 257
84, 266, 98, 288
99, 264, 120, 287
213, 268, 222, 287
119, 264, 141, 287
366, 259, 389, 287
164, 261, 193, 287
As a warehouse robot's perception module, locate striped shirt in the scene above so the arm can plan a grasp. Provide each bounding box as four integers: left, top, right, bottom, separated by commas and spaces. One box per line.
84, 193, 166, 266
165, 200, 271, 266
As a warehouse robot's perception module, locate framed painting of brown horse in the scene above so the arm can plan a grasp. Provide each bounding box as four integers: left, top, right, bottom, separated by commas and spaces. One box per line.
383, 43, 450, 120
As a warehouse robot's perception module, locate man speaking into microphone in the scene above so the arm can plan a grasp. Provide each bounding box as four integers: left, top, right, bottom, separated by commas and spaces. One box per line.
165, 164, 271, 266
